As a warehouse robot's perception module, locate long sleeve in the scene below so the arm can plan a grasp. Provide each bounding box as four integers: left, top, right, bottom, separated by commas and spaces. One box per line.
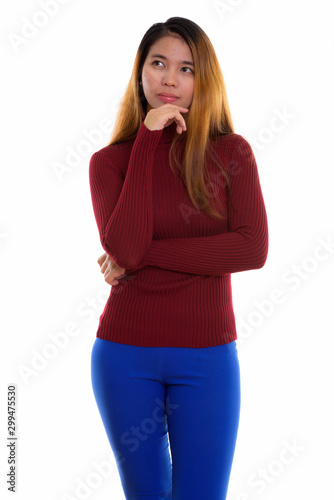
89, 122, 163, 269
125, 135, 269, 276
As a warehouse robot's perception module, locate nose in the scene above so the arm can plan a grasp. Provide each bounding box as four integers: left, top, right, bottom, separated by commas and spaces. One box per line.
162, 71, 177, 87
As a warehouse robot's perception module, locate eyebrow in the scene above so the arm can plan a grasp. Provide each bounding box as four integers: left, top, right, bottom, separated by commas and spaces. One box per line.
150, 53, 194, 67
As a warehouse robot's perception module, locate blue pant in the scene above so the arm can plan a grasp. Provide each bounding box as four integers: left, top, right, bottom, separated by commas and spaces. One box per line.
91, 338, 241, 500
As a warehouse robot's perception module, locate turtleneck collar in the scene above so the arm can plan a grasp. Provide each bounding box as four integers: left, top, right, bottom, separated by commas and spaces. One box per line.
159, 120, 178, 143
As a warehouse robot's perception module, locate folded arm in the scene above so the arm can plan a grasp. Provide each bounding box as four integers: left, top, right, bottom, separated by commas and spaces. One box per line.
125, 135, 269, 276
89, 122, 163, 269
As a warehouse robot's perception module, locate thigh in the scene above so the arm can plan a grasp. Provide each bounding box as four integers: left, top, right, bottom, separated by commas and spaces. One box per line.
91, 338, 172, 499
165, 341, 241, 500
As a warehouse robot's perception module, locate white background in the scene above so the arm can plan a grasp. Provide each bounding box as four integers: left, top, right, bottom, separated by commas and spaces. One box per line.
1, 0, 333, 499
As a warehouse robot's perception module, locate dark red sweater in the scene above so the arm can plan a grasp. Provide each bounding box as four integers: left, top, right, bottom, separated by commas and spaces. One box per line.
89, 119, 269, 347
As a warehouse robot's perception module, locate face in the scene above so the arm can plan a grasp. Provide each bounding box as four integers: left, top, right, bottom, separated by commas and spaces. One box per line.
141, 35, 195, 117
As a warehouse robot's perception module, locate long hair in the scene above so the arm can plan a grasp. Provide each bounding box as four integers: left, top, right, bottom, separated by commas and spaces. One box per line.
107, 17, 235, 220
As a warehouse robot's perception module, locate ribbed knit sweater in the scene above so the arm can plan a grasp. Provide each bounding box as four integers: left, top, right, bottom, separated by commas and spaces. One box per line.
89, 119, 269, 347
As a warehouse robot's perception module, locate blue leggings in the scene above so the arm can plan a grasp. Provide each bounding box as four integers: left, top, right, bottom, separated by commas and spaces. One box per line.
91, 338, 241, 500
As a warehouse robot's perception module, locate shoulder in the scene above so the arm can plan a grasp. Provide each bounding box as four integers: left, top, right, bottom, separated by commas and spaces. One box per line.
89, 141, 132, 170
89, 143, 131, 183
91, 140, 132, 160
216, 132, 252, 149
214, 133, 255, 161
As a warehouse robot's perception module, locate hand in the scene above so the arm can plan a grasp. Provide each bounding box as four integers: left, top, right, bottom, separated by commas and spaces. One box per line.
144, 103, 188, 134
97, 252, 126, 286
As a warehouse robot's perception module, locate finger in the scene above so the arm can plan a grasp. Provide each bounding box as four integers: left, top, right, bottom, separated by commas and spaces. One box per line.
102, 259, 117, 274
175, 115, 186, 133
104, 267, 121, 280
164, 103, 188, 112
100, 261, 109, 274
178, 111, 187, 125
106, 277, 119, 286
97, 253, 107, 264
104, 268, 111, 278
105, 276, 117, 286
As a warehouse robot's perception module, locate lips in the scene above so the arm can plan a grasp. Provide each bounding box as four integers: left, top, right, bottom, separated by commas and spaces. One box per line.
158, 93, 179, 98
157, 93, 179, 103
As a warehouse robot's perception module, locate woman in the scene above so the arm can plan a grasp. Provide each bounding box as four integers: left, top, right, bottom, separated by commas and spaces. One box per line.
89, 16, 269, 500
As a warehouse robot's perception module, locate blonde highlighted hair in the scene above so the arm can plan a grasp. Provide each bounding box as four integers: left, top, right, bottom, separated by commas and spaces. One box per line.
107, 17, 235, 220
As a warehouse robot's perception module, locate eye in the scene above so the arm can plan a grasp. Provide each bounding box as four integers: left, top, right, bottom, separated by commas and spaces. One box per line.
152, 60, 193, 73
